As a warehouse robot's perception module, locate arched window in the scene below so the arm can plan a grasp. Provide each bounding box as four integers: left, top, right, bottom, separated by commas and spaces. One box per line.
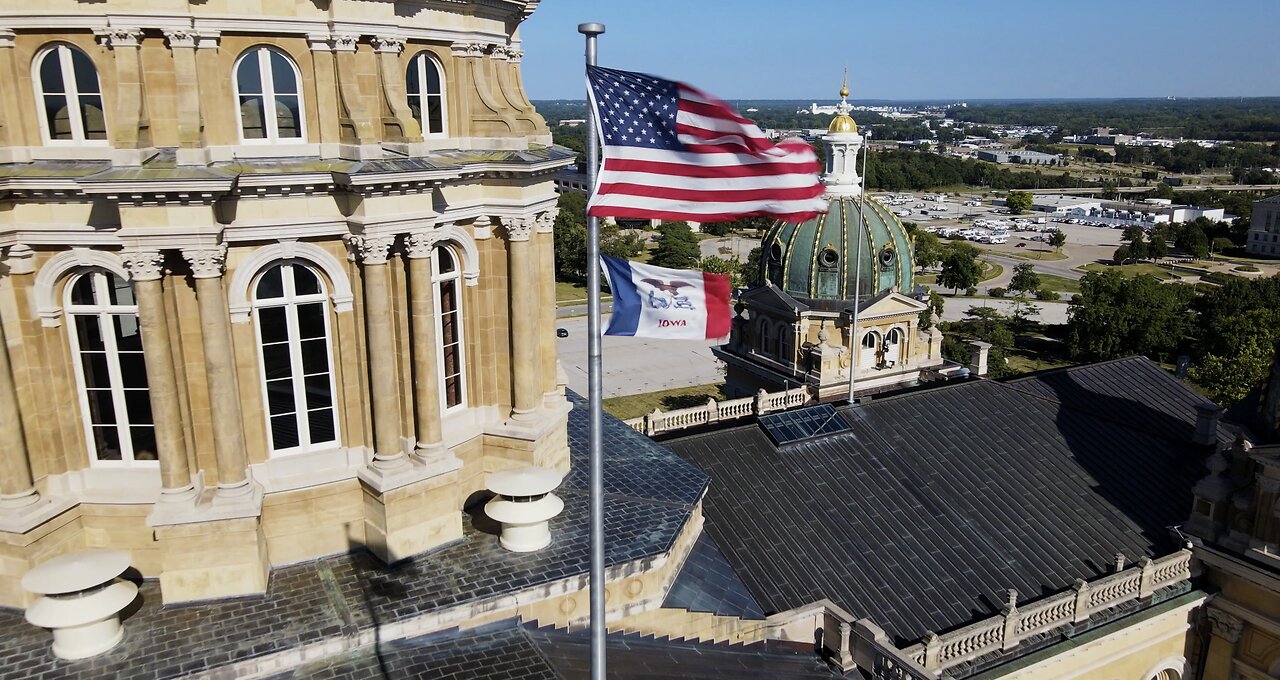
406, 52, 447, 137
65, 270, 154, 465
235, 47, 304, 142
34, 44, 106, 143
860, 331, 880, 369
884, 327, 902, 367
775, 322, 790, 362
252, 262, 338, 455
433, 246, 466, 410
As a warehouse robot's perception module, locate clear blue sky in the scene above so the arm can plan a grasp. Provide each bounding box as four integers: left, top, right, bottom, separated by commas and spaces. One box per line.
519, 0, 1280, 101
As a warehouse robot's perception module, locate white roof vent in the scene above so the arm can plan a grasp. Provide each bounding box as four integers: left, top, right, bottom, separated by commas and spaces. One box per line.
485, 466, 565, 552
22, 549, 137, 659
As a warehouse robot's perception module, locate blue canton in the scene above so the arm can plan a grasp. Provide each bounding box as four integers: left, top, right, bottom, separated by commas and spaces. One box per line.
588, 66, 681, 150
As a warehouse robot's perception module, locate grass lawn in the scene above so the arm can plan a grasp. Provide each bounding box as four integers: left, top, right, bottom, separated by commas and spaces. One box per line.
1034, 273, 1081, 295
1078, 262, 1180, 279
979, 259, 1003, 283
1004, 352, 1073, 375
603, 383, 728, 421
988, 247, 1068, 261
555, 281, 611, 305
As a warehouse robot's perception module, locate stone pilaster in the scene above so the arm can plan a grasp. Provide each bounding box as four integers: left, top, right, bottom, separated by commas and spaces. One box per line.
306, 33, 343, 156
121, 250, 198, 518
164, 29, 206, 165
332, 34, 379, 151
503, 217, 539, 421
404, 230, 445, 456
535, 212, 559, 400
0, 310, 38, 511
371, 36, 423, 144
97, 27, 151, 163
182, 246, 256, 503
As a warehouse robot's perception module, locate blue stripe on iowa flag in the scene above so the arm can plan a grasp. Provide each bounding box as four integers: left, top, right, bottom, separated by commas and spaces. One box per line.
600, 255, 640, 336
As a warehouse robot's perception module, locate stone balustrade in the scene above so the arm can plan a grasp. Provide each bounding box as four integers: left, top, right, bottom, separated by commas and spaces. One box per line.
624, 386, 815, 436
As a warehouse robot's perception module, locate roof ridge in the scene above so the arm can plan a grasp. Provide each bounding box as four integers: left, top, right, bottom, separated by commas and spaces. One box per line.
1004, 355, 1154, 384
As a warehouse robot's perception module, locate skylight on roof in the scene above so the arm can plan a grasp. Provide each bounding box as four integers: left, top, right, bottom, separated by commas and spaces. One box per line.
759, 404, 852, 446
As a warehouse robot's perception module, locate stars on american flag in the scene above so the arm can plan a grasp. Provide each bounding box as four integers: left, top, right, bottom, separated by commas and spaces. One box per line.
591, 68, 680, 150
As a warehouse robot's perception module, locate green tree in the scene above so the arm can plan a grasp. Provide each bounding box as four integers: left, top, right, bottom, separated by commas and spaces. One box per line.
601, 230, 645, 261
1047, 230, 1067, 251
918, 290, 945, 330
650, 222, 701, 269
1192, 336, 1274, 406
913, 231, 944, 272
1148, 231, 1168, 260
553, 192, 588, 280
701, 221, 733, 237
939, 246, 982, 295
1121, 226, 1149, 261
1008, 262, 1041, 294
1112, 245, 1132, 264
1175, 223, 1209, 259
1066, 270, 1196, 361
697, 255, 742, 287
741, 246, 763, 286
1005, 190, 1033, 215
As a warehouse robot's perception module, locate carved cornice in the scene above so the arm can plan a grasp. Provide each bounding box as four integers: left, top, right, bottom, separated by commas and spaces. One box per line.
182, 245, 227, 279
0, 29, 15, 49
506, 48, 524, 63
332, 34, 360, 52
345, 234, 395, 266
371, 36, 405, 54
4, 243, 34, 275
120, 250, 166, 282
306, 33, 333, 52
501, 216, 534, 243
403, 230, 444, 259
489, 44, 510, 61
1207, 607, 1244, 643
163, 29, 196, 49
450, 42, 486, 59
97, 27, 145, 49
534, 211, 554, 234
471, 216, 492, 240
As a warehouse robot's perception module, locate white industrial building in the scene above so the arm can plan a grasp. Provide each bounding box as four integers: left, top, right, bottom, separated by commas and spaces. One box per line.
1246, 195, 1280, 258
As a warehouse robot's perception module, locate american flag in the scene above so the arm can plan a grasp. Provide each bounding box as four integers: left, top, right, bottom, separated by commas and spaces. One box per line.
585, 66, 826, 223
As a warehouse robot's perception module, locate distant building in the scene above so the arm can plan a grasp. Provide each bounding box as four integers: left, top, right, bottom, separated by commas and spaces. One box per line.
1246, 195, 1280, 258
977, 149, 1060, 165
1028, 195, 1103, 215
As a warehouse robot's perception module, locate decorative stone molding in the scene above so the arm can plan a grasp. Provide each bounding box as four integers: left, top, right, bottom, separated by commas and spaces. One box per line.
332, 34, 360, 52
345, 234, 395, 266
34, 249, 131, 327
501, 216, 534, 243
371, 36, 404, 54
403, 230, 443, 259
195, 31, 220, 50
1206, 607, 1244, 643
163, 29, 196, 50
489, 44, 510, 61
120, 250, 165, 281
471, 216, 493, 240
181, 245, 227, 279
534, 211, 554, 234
226, 240, 354, 323
506, 48, 524, 63
0, 29, 15, 49
306, 33, 333, 52
429, 223, 481, 285
450, 42, 486, 59
97, 27, 145, 49
4, 244, 35, 275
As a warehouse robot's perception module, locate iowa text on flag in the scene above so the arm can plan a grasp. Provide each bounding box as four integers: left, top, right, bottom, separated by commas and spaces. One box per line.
600, 255, 732, 340
585, 66, 826, 223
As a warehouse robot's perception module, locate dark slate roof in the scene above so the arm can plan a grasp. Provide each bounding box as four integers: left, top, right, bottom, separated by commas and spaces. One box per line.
0, 394, 706, 680
663, 533, 765, 619
664, 362, 1207, 644
1004, 356, 1233, 445
266, 622, 840, 679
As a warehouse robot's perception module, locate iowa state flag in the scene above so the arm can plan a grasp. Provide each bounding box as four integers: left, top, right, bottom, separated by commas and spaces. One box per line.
600, 255, 732, 340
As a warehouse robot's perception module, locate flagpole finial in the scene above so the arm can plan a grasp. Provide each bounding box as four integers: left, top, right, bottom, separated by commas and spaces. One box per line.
578, 22, 605, 36
840, 67, 849, 99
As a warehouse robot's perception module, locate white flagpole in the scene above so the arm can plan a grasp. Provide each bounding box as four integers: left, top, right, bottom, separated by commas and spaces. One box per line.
577, 21, 607, 680
847, 130, 870, 402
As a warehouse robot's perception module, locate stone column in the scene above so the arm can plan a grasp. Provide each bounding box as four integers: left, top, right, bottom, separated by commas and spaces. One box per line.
503, 217, 539, 421
349, 235, 408, 473
0, 312, 38, 511
182, 246, 252, 498
404, 231, 445, 456
120, 250, 196, 506
535, 212, 558, 399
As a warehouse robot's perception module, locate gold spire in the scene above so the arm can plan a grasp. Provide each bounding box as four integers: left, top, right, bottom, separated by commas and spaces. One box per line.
829, 69, 857, 133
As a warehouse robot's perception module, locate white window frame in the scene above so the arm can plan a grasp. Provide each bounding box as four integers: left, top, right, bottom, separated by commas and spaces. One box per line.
860, 330, 880, 368
32, 44, 108, 146
65, 270, 155, 467
233, 46, 307, 144
251, 261, 340, 457
406, 51, 448, 138
432, 246, 467, 412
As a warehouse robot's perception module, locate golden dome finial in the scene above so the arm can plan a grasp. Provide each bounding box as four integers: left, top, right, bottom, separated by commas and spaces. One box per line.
840, 67, 849, 99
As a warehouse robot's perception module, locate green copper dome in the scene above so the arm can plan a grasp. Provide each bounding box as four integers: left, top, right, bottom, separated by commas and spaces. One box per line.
760, 195, 915, 309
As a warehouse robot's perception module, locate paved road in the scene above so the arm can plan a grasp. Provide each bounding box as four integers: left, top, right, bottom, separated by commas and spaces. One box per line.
555, 314, 724, 398
1020, 184, 1277, 195
939, 297, 1071, 325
